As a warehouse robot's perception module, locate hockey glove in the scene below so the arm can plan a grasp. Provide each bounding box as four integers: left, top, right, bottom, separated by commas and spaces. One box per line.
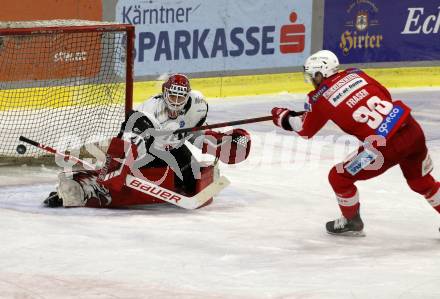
271, 107, 296, 131
118, 110, 157, 140
202, 129, 251, 164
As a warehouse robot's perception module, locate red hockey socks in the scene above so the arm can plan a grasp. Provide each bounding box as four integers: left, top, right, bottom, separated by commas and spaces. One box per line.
336, 188, 360, 219
425, 182, 440, 213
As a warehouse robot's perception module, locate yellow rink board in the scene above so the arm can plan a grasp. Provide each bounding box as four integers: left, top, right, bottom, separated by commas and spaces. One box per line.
133, 66, 440, 103
0, 83, 125, 110
0, 66, 439, 110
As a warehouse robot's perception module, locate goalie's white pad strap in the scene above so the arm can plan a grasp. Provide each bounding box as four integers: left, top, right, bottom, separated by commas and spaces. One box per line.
57, 173, 86, 207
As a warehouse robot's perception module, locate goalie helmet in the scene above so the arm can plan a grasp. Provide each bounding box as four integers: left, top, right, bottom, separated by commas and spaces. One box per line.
303, 50, 339, 83
162, 74, 191, 112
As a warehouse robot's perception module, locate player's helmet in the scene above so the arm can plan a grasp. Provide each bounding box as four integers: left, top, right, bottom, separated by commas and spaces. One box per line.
303, 50, 339, 83
162, 74, 191, 112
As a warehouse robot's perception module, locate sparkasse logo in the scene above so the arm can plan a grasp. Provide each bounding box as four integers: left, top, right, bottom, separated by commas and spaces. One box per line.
121, 6, 306, 62
280, 12, 306, 54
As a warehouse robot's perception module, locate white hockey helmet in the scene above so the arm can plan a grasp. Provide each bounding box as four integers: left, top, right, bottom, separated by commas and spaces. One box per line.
303, 50, 339, 83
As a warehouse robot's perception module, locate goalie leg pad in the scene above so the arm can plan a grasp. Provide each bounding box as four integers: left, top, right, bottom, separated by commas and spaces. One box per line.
57, 173, 86, 207
57, 171, 113, 208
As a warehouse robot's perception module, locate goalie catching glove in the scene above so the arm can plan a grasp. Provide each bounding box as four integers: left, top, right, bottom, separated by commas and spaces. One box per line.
201, 128, 251, 164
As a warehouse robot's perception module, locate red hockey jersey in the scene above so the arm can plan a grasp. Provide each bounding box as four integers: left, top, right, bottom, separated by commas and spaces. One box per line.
298, 68, 411, 141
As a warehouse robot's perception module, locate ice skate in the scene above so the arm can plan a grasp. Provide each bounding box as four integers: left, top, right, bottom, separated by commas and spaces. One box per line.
326, 213, 365, 237
43, 192, 63, 208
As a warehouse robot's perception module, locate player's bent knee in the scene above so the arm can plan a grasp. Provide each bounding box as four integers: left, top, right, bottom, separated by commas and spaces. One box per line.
328, 166, 357, 196
328, 166, 339, 185
407, 175, 438, 197
57, 173, 86, 207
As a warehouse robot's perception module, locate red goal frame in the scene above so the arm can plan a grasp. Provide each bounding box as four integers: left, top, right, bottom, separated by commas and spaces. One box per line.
0, 21, 135, 116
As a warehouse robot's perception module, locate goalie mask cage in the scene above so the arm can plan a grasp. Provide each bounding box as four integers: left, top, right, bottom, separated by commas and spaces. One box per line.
0, 20, 134, 161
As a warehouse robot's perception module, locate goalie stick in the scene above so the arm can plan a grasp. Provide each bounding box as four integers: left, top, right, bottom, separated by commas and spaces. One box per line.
18, 136, 230, 210
18, 136, 96, 169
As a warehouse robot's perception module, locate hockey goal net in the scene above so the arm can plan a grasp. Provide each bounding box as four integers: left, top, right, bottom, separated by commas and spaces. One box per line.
0, 20, 134, 162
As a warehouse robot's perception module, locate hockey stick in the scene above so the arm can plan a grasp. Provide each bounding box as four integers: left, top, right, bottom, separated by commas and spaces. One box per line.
173, 111, 306, 134
18, 136, 96, 169
18, 136, 230, 210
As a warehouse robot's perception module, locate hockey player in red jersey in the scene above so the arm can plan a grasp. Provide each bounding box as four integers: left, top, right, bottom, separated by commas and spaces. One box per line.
271, 50, 440, 236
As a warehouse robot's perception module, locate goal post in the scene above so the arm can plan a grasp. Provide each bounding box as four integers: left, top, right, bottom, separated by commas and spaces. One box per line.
0, 20, 134, 161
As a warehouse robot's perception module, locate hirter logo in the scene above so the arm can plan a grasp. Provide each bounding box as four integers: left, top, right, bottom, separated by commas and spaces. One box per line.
355, 11, 369, 31
338, 0, 383, 56
280, 12, 305, 54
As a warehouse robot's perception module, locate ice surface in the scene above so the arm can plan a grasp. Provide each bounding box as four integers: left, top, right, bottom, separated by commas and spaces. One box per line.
1, 88, 440, 299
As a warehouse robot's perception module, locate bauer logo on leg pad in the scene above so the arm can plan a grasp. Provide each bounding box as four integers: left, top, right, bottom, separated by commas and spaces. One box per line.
129, 179, 182, 203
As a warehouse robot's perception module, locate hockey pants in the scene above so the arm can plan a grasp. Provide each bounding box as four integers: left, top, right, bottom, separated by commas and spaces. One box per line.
328, 114, 440, 219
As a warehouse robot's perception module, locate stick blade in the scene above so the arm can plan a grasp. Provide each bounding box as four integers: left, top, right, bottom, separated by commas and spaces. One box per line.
187, 176, 231, 209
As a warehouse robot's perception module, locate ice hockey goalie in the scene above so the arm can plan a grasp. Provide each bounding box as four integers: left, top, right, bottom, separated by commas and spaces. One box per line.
44, 74, 251, 209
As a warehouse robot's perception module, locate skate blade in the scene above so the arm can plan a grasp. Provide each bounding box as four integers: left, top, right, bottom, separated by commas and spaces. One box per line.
327, 230, 366, 237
